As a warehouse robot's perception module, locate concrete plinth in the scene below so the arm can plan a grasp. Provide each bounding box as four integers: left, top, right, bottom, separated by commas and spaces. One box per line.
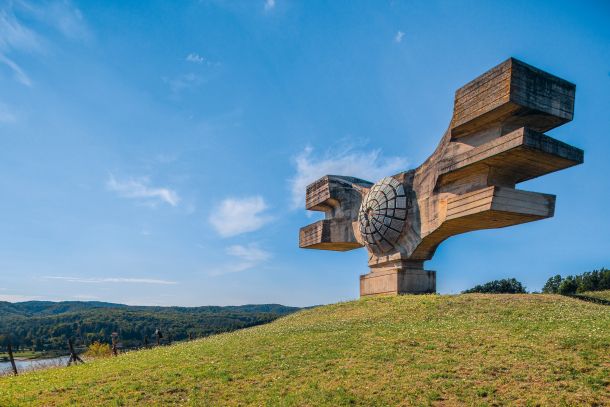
360, 268, 436, 296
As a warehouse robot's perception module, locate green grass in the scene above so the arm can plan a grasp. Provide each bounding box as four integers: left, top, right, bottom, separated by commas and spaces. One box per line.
580, 290, 610, 301
0, 294, 608, 406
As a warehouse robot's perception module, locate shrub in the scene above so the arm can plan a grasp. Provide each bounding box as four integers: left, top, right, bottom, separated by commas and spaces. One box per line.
463, 278, 526, 294
84, 341, 112, 358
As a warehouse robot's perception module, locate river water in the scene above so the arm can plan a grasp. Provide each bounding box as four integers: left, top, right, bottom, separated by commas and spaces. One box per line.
0, 356, 70, 375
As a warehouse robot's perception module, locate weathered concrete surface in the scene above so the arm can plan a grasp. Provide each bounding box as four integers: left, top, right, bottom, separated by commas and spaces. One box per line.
299, 58, 584, 297
299, 175, 372, 251
360, 268, 436, 296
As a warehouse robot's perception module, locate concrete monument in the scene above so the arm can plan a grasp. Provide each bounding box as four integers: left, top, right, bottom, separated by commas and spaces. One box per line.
299, 58, 584, 297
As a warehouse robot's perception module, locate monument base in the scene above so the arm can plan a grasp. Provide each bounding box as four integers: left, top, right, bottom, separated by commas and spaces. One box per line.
360, 268, 436, 297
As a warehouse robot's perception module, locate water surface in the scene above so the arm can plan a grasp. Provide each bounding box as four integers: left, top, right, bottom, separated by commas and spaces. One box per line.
0, 356, 70, 375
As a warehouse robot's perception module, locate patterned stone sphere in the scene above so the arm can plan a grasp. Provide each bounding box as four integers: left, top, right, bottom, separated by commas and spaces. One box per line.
358, 177, 408, 255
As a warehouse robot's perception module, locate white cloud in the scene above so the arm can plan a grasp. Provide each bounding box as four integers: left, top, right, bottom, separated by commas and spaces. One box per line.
395, 30, 405, 43
209, 196, 273, 237
289, 145, 408, 209
186, 53, 204, 64
184, 53, 219, 67
226, 244, 272, 262
209, 243, 272, 276
45, 276, 178, 285
0, 294, 40, 302
106, 175, 180, 207
264, 0, 276, 11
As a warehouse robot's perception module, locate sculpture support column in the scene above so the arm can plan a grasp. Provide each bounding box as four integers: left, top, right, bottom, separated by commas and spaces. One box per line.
360, 261, 435, 296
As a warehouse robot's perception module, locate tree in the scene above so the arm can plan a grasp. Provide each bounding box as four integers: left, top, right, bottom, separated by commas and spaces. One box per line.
463, 278, 527, 294
542, 268, 610, 295
599, 268, 610, 290
558, 276, 578, 295
576, 271, 599, 293
542, 275, 563, 294
0, 334, 9, 352
0, 302, 299, 353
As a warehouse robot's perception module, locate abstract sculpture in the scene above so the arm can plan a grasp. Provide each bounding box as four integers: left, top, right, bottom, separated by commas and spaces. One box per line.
299, 58, 584, 297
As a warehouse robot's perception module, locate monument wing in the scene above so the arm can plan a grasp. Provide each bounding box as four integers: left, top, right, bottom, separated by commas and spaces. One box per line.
299, 175, 373, 251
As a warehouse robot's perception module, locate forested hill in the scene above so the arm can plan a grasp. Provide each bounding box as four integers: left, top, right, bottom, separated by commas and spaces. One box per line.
0, 301, 300, 353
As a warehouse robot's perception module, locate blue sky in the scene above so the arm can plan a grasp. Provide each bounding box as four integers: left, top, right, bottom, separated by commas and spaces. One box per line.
0, 0, 608, 306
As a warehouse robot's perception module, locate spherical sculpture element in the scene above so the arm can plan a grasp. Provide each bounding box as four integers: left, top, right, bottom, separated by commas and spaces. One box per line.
358, 177, 408, 255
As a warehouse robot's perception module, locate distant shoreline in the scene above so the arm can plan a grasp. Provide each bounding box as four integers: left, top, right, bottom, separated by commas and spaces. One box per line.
0, 351, 63, 362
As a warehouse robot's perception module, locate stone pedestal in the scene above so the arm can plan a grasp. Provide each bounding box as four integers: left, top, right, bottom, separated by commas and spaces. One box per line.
360, 267, 436, 296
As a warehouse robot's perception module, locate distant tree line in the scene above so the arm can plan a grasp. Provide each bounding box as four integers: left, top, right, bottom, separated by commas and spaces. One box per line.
542, 268, 610, 295
0, 301, 299, 354
460, 268, 609, 296
462, 278, 526, 294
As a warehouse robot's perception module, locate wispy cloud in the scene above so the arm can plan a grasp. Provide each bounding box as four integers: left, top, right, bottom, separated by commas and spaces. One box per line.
45, 276, 178, 285
0, 4, 38, 86
209, 243, 272, 276
0, 48, 32, 86
0, 1, 90, 86
185, 52, 220, 67
0, 4, 41, 53
289, 145, 408, 209
186, 52, 204, 64
394, 30, 405, 43
226, 244, 271, 263
168, 52, 221, 95
209, 196, 273, 237
34, 1, 90, 41
106, 175, 180, 207
264, 0, 276, 11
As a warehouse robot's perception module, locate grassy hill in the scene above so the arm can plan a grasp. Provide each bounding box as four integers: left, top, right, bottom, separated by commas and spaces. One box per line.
0, 294, 608, 406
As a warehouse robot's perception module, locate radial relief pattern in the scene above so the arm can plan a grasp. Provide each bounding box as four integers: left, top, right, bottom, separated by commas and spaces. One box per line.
358, 177, 408, 254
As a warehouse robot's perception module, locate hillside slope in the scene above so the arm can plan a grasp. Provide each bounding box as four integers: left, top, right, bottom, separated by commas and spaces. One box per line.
582, 290, 610, 301
0, 295, 608, 406
0, 301, 299, 351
